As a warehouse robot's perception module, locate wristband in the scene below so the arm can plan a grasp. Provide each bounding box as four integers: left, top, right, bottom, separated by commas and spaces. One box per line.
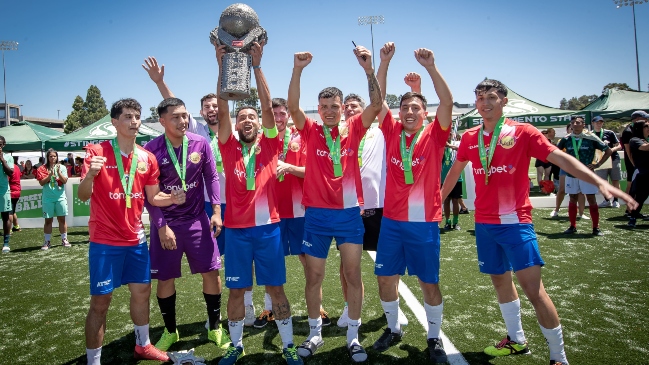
252, 65, 261, 69
263, 125, 278, 138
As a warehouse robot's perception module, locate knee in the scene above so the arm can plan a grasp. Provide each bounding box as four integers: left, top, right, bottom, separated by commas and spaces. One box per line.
342, 266, 362, 286
89, 294, 112, 315
305, 269, 325, 286
265, 285, 285, 298
229, 288, 245, 300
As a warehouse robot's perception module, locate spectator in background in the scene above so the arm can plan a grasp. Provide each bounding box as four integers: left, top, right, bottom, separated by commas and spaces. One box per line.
591, 116, 623, 208
74, 157, 83, 176
627, 120, 649, 227
33, 156, 45, 169
21, 160, 35, 179
9, 159, 21, 232
35, 149, 70, 250
620, 110, 649, 215
535, 130, 553, 190
551, 123, 587, 219
18, 160, 25, 173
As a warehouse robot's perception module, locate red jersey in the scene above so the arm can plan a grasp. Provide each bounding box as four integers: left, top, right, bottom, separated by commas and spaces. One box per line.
219, 132, 281, 228
81, 141, 160, 246
456, 119, 557, 224
276, 127, 306, 219
381, 114, 450, 222
9, 166, 21, 198
299, 114, 367, 209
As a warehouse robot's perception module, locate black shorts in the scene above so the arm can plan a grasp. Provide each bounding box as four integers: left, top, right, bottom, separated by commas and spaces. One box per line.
11, 198, 19, 214
361, 208, 383, 251
444, 181, 463, 200
625, 157, 636, 182
534, 159, 551, 169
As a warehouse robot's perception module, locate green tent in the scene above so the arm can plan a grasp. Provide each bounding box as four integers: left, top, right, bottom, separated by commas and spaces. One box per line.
581, 89, 649, 121
0, 121, 65, 152
44, 114, 162, 151
457, 86, 585, 130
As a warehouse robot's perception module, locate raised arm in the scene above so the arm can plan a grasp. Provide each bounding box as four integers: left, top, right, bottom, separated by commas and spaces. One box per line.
404, 72, 422, 93
287, 52, 312, 131
354, 45, 382, 129
415, 48, 453, 130
248, 41, 274, 130
376, 42, 395, 126
214, 45, 232, 145
142, 56, 175, 99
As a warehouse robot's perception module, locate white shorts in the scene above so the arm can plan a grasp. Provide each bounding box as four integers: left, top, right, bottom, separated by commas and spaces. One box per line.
565, 176, 599, 195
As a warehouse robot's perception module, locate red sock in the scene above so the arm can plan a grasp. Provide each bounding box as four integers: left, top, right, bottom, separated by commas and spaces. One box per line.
568, 201, 577, 227
589, 205, 599, 229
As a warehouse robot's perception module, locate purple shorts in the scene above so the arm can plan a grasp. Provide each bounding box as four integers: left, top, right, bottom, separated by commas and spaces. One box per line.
149, 213, 222, 281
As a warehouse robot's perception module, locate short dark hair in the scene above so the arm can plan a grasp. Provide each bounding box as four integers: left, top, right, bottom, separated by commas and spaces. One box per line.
474, 79, 508, 97
400, 92, 428, 110
631, 120, 648, 139
200, 93, 218, 108
0, 135, 5, 145
272, 98, 288, 110
570, 115, 585, 123
344, 94, 366, 109
110, 98, 142, 119
235, 105, 258, 118
157, 98, 186, 117
318, 87, 343, 102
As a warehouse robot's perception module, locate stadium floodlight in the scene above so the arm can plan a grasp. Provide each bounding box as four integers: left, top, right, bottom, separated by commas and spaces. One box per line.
613, 0, 647, 91
357, 15, 385, 70
1, 41, 19, 127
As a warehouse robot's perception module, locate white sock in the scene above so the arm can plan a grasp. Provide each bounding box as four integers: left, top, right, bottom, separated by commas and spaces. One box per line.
228, 319, 244, 348
275, 317, 294, 348
307, 317, 322, 341
380, 299, 400, 333
424, 302, 443, 339
44, 233, 51, 241
264, 292, 273, 311
134, 324, 151, 346
61, 232, 68, 240
244, 290, 253, 306
346, 318, 361, 346
499, 299, 526, 344
86, 347, 101, 365
540, 324, 568, 363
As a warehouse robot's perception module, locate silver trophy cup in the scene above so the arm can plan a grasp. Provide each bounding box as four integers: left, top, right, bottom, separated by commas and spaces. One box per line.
210, 3, 268, 100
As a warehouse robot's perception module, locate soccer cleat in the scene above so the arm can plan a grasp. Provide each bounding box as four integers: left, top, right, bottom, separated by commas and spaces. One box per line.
483, 335, 530, 356
219, 344, 244, 365
628, 217, 637, 227
427, 338, 448, 363
243, 305, 256, 327
253, 310, 274, 329
459, 208, 469, 214
320, 309, 331, 326
41, 241, 51, 250
282, 344, 304, 365
348, 343, 367, 363
11, 226, 20, 232
443, 223, 451, 230
550, 210, 559, 218
612, 201, 621, 208
563, 226, 577, 234
154, 328, 179, 351
208, 323, 231, 349
598, 200, 612, 208
372, 328, 403, 352
398, 310, 409, 327
297, 337, 324, 358
133, 343, 170, 361
578, 214, 590, 220
592, 227, 603, 236
62, 238, 71, 248
2, 245, 9, 253
452, 224, 461, 231
338, 306, 350, 327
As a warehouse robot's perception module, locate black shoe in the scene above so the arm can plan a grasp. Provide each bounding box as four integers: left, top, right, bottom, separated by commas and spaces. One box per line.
253, 310, 274, 329
348, 343, 367, 363
427, 338, 448, 363
443, 223, 451, 230
372, 328, 402, 352
452, 224, 461, 231
459, 208, 469, 214
592, 227, 603, 236
320, 309, 331, 327
563, 226, 577, 234
628, 217, 637, 227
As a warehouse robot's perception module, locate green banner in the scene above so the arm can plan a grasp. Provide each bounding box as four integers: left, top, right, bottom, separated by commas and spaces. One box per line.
15, 189, 44, 218
72, 184, 90, 216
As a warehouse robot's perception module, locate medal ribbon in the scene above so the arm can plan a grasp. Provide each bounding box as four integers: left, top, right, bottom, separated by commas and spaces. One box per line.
570, 135, 583, 162
209, 129, 223, 173
165, 135, 188, 191
323, 125, 342, 177
443, 146, 452, 166
50, 165, 57, 188
112, 139, 139, 208
400, 127, 424, 185
358, 134, 367, 167
241, 140, 257, 190
278, 128, 291, 182
478, 116, 505, 185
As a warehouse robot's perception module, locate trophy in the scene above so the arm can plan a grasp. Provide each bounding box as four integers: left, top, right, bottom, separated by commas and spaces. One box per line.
210, 3, 268, 100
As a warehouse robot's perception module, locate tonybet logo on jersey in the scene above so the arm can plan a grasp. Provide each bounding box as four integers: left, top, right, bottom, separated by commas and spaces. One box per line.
108, 191, 145, 200
389, 155, 426, 171
164, 180, 199, 192
315, 148, 355, 160
473, 164, 512, 176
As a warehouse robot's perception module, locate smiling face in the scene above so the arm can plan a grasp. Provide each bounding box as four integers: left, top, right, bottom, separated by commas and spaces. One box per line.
200, 97, 219, 126
398, 97, 428, 134
273, 105, 290, 133
160, 105, 189, 141
344, 99, 364, 120
112, 108, 141, 140
236, 107, 260, 144
318, 96, 343, 127
475, 88, 507, 123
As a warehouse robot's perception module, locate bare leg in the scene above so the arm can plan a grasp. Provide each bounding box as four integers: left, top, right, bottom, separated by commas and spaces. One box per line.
85, 293, 112, 349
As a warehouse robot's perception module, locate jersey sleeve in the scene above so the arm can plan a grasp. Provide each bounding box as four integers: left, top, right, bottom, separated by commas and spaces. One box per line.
456, 132, 471, 163
145, 151, 160, 186
201, 138, 221, 206
379, 111, 396, 137
595, 138, 610, 151
35, 165, 48, 181
556, 137, 567, 151
299, 117, 315, 141
630, 137, 645, 153
350, 113, 369, 144
81, 146, 98, 180
526, 125, 558, 161
429, 116, 451, 148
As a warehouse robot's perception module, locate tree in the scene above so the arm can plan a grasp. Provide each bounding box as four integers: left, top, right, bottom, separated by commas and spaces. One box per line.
64, 96, 86, 134
559, 95, 598, 110
602, 82, 634, 94
234, 87, 260, 116
385, 94, 401, 109
149, 106, 159, 122
63, 85, 109, 133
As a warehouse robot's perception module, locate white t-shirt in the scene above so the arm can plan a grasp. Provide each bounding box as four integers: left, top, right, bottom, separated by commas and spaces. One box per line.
188, 114, 227, 204
360, 126, 386, 209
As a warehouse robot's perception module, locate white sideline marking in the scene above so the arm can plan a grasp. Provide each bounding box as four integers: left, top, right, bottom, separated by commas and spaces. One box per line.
367, 251, 469, 365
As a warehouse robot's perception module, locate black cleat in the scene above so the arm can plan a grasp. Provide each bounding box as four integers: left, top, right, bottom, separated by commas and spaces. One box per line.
427, 338, 448, 363
563, 226, 577, 234
592, 227, 603, 236
372, 328, 402, 352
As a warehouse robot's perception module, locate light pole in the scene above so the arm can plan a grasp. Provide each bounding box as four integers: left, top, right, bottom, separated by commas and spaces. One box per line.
57, 109, 60, 120
1, 41, 18, 127
614, 0, 647, 91
358, 15, 384, 71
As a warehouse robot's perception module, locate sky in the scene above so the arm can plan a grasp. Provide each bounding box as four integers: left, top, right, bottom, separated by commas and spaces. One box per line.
1, 0, 647, 121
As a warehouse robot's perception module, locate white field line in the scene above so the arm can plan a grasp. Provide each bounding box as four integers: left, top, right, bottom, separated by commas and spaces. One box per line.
367, 251, 469, 365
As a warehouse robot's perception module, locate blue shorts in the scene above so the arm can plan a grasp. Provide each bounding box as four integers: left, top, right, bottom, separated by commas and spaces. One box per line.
475, 223, 545, 275
374, 218, 441, 284
559, 169, 567, 177
224, 224, 286, 289
303, 207, 364, 259
88, 241, 151, 295
205, 202, 226, 256
279, 217, 305, 256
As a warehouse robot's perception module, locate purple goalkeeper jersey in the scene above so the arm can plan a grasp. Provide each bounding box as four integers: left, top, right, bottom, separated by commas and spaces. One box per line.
144, 132, 220, 227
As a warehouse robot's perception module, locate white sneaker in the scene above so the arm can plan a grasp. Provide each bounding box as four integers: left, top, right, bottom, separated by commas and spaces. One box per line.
578, 214, 590, 220
2, 245, 9, 253
337, 306, 349, 327
398, 308, 408, 327
550, 210, 559, 218
598, 200, 612, 208
41, 241, 51, 250
612, 201, 621, 208
243, 304, 255, 327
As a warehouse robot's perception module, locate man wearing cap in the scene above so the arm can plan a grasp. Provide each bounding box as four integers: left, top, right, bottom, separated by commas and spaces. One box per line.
591, 116, 623, 208
620, 111, 649, 213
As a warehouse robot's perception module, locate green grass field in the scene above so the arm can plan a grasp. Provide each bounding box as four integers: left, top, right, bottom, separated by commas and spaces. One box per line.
0, 207, 647, 365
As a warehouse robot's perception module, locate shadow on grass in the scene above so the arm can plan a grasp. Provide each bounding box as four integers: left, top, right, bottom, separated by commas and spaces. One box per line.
536, 231, 597, 239
614, 224, 649, 230
10, 245, 45, 253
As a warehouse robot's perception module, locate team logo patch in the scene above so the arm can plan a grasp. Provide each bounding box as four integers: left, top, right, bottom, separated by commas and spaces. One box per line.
340, 127, 349, 137
289, 142, 300, 152
254, 145, 262, 155
136, 161, 148, 173
190, 152, 201, 164
499, 136, 516, 149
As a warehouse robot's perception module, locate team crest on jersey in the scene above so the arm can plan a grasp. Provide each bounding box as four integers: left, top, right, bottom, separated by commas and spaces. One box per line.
289, 141, 300, 152
499, 136, 516, 149
136, 161, 148, 173
340, 127, 349, 137
190, 152, 201, 164
254, 145, 262, 155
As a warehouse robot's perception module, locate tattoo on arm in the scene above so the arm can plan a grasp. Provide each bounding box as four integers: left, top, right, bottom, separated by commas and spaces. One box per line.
367, 72, 382, 108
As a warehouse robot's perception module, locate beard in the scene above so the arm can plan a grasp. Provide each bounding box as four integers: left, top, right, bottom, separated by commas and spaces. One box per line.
238, 128, 258, 144
206, 115, 219, 126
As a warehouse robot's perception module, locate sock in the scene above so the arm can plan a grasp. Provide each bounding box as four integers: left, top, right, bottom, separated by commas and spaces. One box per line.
344, 301, 348, 307
307, 317, 322, 341
445, 218, 451, 225
539, 324, 568, 363
568, 201, 577, 227
380, 299, 400, 333
3, 235, 9, 245
228, 319, 244, 348
499, 298, 526, 344
244, 290, 253, 306
275, 316, 294, 348
203, 292, 222, 330
424, 302, 443, 339
44, 233, 51, 242
452, 215, 459, 225
589, 205, 600, 229
157, 292, 177, 333
346, 318, 361, 346
61, 232, 68, 240
86, 347, 102, 365
264, 292, 273, 311
134, 324, 151, 346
